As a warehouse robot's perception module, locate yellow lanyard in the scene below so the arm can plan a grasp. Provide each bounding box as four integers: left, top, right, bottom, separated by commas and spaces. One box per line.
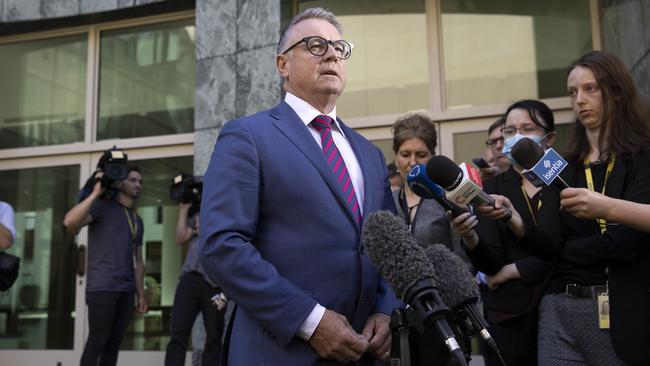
123, 207, 138, 242
583, 155, 616, 234
520, 184, 542, 226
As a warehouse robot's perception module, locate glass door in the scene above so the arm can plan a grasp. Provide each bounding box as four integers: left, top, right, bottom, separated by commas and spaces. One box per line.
0, 155, 91, 365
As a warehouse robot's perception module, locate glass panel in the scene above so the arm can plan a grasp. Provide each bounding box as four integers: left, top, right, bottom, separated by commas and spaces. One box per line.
441, 0, 592, 108
294, 0, 429, 118
120, 156, 193, 351
0, 165, 80, 349
0, 35, 87, 149
98, 19, 196, 140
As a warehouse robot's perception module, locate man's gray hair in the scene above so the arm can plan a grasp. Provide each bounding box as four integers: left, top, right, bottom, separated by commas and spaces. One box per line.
277, 7, 343, 55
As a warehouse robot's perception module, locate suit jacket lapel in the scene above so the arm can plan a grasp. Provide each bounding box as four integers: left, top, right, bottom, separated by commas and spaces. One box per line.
269, 102, 360, 231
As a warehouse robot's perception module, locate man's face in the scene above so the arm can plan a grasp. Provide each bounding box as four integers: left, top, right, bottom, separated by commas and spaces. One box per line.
120, 171, 142, 199
487, 128, 510, 171
277, 18, 347, 103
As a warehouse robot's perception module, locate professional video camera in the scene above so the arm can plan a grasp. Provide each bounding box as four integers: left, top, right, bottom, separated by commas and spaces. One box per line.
77, 146, 129, 202
169, 173, 203, 216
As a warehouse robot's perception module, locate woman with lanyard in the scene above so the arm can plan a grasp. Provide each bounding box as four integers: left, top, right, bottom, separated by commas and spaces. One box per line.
390, 111, 472, 364
449, 100, 561, 366
469, 51, 650, 365
391, 112, 466, 256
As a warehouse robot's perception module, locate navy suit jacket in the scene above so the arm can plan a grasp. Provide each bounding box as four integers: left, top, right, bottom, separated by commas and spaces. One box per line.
200, 101, 401, 365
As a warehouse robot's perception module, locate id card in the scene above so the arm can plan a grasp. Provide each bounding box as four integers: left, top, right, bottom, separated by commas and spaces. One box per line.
598, 293, 610, 329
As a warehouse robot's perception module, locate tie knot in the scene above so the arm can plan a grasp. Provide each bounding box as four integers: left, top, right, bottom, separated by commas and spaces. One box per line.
311, 115, 334, 132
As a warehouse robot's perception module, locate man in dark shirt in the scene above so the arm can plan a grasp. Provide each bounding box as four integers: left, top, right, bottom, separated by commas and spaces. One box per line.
64, 166, 147, 366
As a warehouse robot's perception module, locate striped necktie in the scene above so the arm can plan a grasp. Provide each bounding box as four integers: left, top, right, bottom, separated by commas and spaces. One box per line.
311, 115, 362, 226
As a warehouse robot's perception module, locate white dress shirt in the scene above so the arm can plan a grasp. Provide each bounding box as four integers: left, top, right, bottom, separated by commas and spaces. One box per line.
284, 92, 365, 340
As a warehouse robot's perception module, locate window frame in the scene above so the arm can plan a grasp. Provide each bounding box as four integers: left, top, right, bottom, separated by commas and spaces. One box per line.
0, 10, 195, 160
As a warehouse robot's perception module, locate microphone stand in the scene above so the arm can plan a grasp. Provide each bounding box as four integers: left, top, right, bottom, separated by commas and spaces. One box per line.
402, 279, 469, 366
389, 308, 411, 366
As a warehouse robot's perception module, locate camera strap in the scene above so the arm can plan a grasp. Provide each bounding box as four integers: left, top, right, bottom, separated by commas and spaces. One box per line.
123, 207, 138, 243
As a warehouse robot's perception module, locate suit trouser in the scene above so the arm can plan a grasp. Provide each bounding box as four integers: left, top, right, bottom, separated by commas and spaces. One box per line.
537, 293, 627, 366
165, 272, 224, 366
80, 291, 134, 366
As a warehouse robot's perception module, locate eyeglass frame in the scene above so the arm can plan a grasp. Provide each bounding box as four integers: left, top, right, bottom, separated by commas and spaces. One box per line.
499, 124, 548, 139
485, 136, 504, 147
281, 36, 353, 60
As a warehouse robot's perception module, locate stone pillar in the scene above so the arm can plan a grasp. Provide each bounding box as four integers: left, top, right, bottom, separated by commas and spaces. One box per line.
194, 0, 281, 176
599, 0, 650, 97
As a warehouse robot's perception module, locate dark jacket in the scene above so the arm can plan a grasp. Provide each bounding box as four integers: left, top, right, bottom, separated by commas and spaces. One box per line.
470, 167, 559, 320
519, 151, 650, 365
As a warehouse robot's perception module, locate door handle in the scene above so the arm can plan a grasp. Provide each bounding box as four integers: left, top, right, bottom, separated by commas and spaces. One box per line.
77, 244, 86, 277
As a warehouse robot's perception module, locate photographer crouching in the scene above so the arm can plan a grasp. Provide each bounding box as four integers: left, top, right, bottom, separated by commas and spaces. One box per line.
63, 147, 147, 366
165, 174, 225, 366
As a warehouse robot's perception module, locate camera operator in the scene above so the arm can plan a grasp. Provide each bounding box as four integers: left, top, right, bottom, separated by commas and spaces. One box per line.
165, 176, 224, 366
63, 160, 147, 366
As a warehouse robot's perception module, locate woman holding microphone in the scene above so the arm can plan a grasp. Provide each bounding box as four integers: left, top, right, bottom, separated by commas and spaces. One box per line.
453, 50, 650, 365
452, 99, 562, 366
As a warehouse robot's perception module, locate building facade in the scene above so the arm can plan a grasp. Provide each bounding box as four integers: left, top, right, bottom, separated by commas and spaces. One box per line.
0, 0, 648, 364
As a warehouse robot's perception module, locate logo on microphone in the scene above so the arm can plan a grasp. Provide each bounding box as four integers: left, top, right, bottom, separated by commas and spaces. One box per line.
531, 149, 568, 186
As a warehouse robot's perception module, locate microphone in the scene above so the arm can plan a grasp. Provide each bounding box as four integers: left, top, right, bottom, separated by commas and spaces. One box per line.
423, 244, 505, 366
425, 156, 512, 222
362, 211, 467, 365
407, 164, 469, 218
511, 137, 570, 189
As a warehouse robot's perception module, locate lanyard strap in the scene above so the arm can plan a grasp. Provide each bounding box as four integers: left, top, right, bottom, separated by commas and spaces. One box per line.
123, 207, 138, 242
520, 184, 542, 226
583, 155, 616, 234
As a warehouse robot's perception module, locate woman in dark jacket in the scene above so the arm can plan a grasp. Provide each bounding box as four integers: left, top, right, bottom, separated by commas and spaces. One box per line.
464, 51, 650, 366
451, 99, 562, 366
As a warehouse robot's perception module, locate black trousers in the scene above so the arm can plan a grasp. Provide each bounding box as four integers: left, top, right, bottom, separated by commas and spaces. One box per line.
483, 315, 537, 366
80, 291, 134, 366
165, 272, 224, 366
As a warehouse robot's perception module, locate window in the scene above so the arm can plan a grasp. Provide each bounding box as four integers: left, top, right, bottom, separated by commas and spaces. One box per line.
0, 35, 87, 149
440, 0, 592, 109
98, 19, 196, 140
0, 16, 195, 152
286, 0, 430, 118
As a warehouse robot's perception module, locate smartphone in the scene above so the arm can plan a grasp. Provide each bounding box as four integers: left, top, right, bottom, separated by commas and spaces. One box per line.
472, 157, 491, 169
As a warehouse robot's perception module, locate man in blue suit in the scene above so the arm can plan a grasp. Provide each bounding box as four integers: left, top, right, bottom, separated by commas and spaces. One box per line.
200, 7, 401, 365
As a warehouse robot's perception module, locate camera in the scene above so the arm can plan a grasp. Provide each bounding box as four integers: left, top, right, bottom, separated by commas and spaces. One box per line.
77, 147, 129, 202
98, 147, 129, 183
169, 173, 203, 215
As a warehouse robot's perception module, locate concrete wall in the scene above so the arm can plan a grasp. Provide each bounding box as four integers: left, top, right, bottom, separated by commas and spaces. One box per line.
193, 0, 281, 175
0, 0, 163, 21
600, 0, 650, 97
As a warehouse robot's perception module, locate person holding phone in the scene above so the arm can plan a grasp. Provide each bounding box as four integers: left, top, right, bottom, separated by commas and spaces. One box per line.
450, 100, 560, 366
464, 51, 650, 365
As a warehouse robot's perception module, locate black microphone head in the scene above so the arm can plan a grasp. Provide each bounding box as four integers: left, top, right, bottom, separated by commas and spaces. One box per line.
407, 164, 446, 200
425, 155, 464, 191
362, 210, 437, 300
424, 244, 479, 307
511, 137, 544, 170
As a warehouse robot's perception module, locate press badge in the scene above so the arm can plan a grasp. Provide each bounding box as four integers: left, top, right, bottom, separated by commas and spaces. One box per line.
598, 293, 610, 329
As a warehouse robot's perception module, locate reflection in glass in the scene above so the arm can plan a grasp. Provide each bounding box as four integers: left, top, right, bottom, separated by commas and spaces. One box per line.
295, 0, 429, 118
441, 0, 592, 108
98, 19, 196, 140
0, 165, 80, 349
120, 156, 193, 351
0, 35, 87, 149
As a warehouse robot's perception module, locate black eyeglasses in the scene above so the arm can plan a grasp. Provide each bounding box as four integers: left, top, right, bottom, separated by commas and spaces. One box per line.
485, 137, 504, 146
282, 36, 353, 60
